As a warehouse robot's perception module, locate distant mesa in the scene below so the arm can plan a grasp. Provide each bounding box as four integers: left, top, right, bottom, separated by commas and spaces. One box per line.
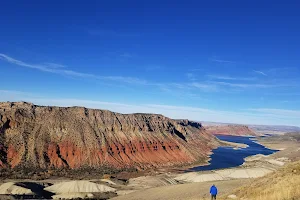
204, 124, 259, 136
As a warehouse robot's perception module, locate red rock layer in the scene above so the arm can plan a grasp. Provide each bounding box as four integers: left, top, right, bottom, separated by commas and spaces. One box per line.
0, 102, 219, 170
205, 125, 259, 136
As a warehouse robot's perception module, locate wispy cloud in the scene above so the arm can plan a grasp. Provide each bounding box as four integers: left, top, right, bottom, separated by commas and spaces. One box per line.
209, 81, 278, 89
0, 53, 146, 84
207, 74, 256, 81
0, 53, 226, 93
253, 70, 267, 76
43, 63, 66, 69
160, 78, 294, 93
0, 53, 95, 77
1, 53, 297, 96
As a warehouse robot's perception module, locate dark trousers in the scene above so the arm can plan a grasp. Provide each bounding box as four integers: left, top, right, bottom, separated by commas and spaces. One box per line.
211, 194, 217, 200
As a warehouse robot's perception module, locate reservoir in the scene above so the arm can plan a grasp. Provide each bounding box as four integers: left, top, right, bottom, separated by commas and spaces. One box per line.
189, 135, 277, 171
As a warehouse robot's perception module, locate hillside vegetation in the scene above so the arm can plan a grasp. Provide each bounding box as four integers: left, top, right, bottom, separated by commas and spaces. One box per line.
230, 161, 300, 200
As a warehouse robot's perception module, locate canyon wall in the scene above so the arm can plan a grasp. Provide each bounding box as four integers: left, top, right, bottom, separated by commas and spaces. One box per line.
0, 102, 219, 170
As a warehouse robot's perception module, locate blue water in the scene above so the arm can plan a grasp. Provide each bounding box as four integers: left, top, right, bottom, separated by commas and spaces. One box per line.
188, 135, 278, 171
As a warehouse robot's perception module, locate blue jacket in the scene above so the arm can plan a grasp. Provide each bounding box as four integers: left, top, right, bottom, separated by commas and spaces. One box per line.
210, 185, 218, 195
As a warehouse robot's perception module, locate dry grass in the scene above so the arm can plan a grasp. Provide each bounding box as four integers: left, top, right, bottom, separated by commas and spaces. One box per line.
219, 161, 300, 200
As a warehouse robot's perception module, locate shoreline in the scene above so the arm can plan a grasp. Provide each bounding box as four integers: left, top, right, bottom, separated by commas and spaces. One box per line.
1, 135, 298, 200
172, 135, 267, 173
112, 140, 293, 200
170, 136, 251, 173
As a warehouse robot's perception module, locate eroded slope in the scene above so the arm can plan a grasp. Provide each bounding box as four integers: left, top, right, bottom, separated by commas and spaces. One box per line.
0, 102, 219, 170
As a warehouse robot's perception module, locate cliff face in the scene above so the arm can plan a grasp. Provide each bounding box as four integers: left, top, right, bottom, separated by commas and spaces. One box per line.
0, 102, 219, 170
205, 125, 259, 136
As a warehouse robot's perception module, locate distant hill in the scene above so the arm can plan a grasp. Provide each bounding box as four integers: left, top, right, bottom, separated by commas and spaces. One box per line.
248, 124, 300, 134
204, 124, 259, 136
202, 121, 300, 135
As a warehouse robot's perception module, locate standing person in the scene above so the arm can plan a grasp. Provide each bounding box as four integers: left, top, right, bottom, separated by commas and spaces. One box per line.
210, 184, 218, 200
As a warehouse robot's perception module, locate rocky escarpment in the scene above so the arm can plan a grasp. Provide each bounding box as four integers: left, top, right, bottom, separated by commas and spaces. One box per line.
0, 102, 219, 171
205, 124, 259, 136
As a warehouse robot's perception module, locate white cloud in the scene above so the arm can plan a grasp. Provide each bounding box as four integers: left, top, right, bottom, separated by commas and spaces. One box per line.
207, 75, 256, 81
0, 53, 55, 73
210, 81, 277, 89
44, 63, 66, 68
253, 70, 267, 76
1, 53, 297, 96
0, 53, 146, 84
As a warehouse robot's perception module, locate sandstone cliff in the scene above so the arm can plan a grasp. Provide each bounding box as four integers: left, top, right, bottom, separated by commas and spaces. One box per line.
205, 124, 259, 136
0, 102, 219, 170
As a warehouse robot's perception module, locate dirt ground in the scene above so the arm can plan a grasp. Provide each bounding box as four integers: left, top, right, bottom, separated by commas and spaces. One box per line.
112, 179, 251, 200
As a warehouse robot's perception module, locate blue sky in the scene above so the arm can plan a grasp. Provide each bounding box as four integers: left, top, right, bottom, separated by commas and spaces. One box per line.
1, 1, 300, 126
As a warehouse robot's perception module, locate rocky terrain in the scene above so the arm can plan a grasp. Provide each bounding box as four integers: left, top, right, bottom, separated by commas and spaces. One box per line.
204, 124, 259, 136
0, 102, 219, 173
